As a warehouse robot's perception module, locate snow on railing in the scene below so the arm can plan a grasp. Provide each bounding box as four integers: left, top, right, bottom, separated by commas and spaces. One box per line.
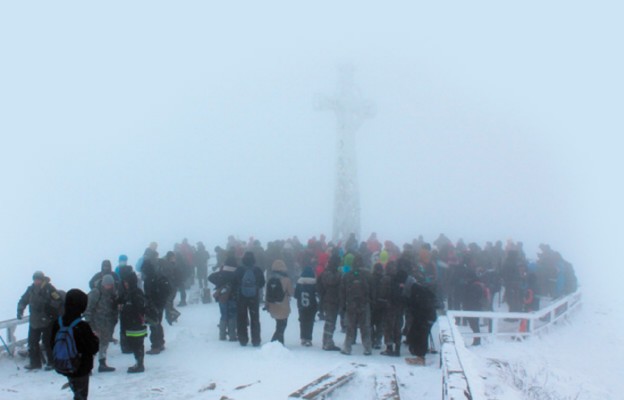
438, 289, 582, 400
0, 316, 29, 356
446, 289, 582, 342
439, 315, 481, 400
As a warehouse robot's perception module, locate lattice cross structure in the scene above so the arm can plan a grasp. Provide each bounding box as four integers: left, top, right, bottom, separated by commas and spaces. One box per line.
317, 65, 375, 243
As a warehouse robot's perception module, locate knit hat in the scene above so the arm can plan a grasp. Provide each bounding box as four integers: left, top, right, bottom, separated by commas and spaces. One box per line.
32, 271, 45, 281
118, 254, 128, 262
102, 274, 115, 287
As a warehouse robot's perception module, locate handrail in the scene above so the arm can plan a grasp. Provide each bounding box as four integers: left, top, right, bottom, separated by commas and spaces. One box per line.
0, 316, 29, 356
439, 315, 480, 400
446, 289, 582, 341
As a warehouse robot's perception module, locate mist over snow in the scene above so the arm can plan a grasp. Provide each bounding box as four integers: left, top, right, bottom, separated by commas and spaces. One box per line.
1, 1, 623, 396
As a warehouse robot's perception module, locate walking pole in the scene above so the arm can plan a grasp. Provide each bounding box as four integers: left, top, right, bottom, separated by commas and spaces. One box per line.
0, 334, 21, 370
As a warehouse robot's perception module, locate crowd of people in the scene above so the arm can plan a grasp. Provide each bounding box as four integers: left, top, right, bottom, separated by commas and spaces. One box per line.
15, 233, 578, 399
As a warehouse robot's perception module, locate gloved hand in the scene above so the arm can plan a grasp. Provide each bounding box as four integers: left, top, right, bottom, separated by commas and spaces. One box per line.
16, 313, 23, 320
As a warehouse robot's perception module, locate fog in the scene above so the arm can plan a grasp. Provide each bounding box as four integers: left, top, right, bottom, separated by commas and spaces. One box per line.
1, 1, 623, 318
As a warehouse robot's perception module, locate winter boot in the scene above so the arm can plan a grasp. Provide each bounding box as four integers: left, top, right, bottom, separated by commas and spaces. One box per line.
219, 322, 227, 341
393, 342, 401, 357
128, 356, 144, 373
380, 345, 394, 356
98, 358, 115, 373
227, 319, 238, 341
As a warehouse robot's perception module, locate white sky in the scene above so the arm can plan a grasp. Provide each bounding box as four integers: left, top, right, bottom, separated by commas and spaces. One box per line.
1, 1, 623, 313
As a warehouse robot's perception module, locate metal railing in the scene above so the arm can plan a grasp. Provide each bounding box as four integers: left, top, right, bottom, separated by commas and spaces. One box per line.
446, 289, 582, 342
438, 290, 582, 400
0, 316, 29, 356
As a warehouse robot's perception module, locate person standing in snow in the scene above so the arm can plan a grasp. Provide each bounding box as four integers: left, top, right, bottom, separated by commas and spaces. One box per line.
317, 254, 342, 351
88, 260, 119, 290
50, 288, 99, 400
114, 255, 134, 354
17, 271, 63, 370
265, 260, 294, 344
339, 254, 374, 356
208, 252, 239, 341
142, 257, 171, 355
233, 251, 265, 347
295, 266, 318, 346
404, 276, 437, 366
194, 241, 210, 289
370, 263, 385, 350
120, 273, 147, 373
84, 274, 119, 372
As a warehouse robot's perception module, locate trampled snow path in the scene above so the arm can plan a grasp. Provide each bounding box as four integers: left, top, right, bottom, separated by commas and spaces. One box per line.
0, 293, 442, 400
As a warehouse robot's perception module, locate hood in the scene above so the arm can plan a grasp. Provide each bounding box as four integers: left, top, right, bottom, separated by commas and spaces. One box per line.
271, 259, 287, 273
64, 289, 88, 319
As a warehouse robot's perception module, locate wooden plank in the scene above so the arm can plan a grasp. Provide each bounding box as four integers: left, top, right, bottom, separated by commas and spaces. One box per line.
288, 363, 360, 400
374, 365, 400, 400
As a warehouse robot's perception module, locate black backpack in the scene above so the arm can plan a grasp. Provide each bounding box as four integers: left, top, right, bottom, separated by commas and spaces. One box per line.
266, 276, 285, 303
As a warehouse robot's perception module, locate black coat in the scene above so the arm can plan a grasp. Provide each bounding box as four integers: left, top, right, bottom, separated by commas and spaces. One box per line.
120, 287, 147, 335
407, 282, 437, 323
50, 316, 99, 377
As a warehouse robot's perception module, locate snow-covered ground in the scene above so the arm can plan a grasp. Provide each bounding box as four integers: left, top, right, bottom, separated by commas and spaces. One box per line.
2, 280, 621, 399
0, 292, 442, 400
467, 291, 623, 400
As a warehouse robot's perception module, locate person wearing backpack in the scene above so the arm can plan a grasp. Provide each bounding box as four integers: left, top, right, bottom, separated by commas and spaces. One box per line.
339, 254, 374, 356
50, 288, 99, 400
265, 259, 294, 345
294, 266, 317, 346
17, 271, 64, 370
120, 272, 148, 373
84, 274, 118, 372
233, 251, 265, 346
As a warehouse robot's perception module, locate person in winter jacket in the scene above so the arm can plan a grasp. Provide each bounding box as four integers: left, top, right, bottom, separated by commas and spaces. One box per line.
317, 254, 342, 351
314, 252, 329, 320
158, 252, 181, 325
463, 270, 486, 346
370, 263, 385, 350
266, 260, 294, 344
404, 278, 437, 366
142, 257, 171, 355
89, 260, 119, 290
379, 261, 407, 356
233, 251, 265, 346
114, 255, 134, 354
85, 274, 118, 372
295, 266, 318, 346
50, 288, 99, 400
17, 271, 63, 370
339, 254, 374, 355
194, 242, 210, 289
119, 273, 147, 373
208, 252, 239, 341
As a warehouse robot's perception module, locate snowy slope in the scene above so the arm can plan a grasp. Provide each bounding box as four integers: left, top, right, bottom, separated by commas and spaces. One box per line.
0, 293, 442, 400
470, 293, 623, 400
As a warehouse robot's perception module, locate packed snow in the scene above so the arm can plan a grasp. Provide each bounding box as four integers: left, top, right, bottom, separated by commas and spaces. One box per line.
0, 291, 441, 400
